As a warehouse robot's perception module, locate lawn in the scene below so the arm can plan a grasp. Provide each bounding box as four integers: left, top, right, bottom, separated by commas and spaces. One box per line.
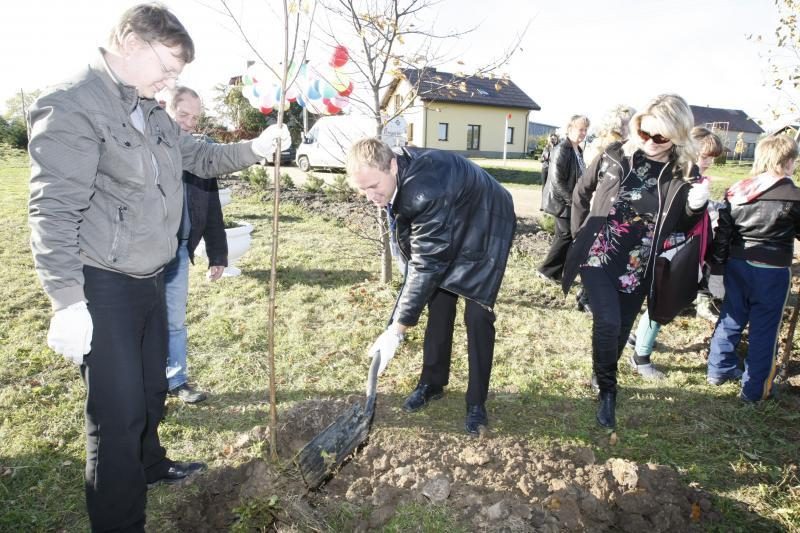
1, 147, 799, 531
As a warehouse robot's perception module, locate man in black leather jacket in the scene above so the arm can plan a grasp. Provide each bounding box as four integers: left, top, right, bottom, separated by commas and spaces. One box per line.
539, 115, 589, 281
707, 134, 800, 402
346, 138, 516, 435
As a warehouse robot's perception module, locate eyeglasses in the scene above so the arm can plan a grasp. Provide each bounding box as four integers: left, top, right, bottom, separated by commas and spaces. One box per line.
147, 41, 180, 81
638, 129, 671, 145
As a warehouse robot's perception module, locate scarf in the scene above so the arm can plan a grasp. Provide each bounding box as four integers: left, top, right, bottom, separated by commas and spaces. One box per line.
726, 172, 787, 205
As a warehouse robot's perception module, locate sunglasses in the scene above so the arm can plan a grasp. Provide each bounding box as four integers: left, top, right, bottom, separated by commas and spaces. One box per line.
638, 129, 671, 145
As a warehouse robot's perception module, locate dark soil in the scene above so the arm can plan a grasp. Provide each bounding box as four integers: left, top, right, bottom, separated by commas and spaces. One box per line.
169, 399, 723, 532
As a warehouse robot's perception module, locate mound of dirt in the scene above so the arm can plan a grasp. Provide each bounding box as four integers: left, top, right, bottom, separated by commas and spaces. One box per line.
169, 400, 721, 532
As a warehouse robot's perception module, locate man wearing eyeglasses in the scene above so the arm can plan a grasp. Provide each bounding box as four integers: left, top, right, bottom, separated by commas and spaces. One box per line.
27, 4, 287, 531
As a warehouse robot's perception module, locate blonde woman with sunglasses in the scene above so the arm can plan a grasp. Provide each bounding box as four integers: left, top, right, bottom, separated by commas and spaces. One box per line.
561, 94, 708, 429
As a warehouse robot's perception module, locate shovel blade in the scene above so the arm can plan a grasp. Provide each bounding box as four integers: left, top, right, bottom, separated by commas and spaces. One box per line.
296, 402, 372, 489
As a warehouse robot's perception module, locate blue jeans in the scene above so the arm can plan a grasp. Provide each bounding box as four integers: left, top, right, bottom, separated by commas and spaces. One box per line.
708, 258, 790, 401
633, 309, 661, 357
164, 241, 190, 391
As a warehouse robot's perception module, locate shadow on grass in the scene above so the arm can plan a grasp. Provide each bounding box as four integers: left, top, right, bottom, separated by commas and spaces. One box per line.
0, 449, 88, 532
241, 267, 372, 288
232, 214, 303, 223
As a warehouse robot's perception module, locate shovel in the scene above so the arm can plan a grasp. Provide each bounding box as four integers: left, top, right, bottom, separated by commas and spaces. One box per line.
296, 350, 381, 489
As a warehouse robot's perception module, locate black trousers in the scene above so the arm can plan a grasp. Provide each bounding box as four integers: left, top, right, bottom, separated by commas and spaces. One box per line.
420, 289, 496, 406
81, 266, 170, 532
539, 215, 572, 280
580, 267, 647, 394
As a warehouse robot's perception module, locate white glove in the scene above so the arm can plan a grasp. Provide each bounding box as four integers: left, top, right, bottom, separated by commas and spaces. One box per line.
688, 180, 710, 210
47, 301, 93, 365
708, 274, 725, 300
251, 124, 292, 158
368, 328, 404, 375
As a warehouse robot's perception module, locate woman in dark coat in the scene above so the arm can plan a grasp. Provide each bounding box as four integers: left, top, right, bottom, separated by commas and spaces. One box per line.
562, 94, 708, 428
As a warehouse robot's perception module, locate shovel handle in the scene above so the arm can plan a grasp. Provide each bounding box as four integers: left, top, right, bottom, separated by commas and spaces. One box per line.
365, 349, 381, 411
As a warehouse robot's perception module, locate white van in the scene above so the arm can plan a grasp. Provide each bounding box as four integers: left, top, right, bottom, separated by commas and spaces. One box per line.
296, 115, 406, 171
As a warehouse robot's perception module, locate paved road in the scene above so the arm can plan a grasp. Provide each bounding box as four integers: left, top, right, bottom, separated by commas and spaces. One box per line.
276, 165, 543, 220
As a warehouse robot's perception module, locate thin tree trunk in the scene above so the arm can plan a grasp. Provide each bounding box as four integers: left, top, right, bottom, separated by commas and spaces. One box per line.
266, 0, 291, 461
379, 207, 392, 283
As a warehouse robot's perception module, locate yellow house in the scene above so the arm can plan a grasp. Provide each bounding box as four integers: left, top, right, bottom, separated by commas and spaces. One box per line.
380, 68, 540, 158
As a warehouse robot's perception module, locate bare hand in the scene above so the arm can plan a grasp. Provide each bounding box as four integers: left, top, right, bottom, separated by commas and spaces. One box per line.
207, 266, 225, 281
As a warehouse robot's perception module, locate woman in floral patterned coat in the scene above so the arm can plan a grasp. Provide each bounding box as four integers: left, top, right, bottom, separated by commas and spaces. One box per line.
561, 94, 708, 428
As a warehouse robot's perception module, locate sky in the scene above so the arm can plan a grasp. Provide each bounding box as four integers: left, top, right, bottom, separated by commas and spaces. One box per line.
0, 0, 790, 131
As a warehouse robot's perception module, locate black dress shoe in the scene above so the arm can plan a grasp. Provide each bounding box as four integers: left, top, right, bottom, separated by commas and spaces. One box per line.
147, 461, 207, 488
596, 391, 616, 428
465, 404, 488, 435
168, 383, 208, 404
403, 382, 444, 412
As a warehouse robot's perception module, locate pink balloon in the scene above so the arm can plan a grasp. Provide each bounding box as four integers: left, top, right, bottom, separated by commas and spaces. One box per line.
330, 45, 349, 68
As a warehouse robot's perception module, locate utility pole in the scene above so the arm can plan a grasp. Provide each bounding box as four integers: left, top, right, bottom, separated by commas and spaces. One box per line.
20, 89, 31, 140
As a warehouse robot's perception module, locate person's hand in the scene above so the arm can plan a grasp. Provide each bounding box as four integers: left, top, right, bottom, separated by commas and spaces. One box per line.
47, 301, 93, 365
251, 124, 292, 158
207, 265, 225, 281
688, 180, 710, 210
368, 328, 404, 375
708, 274, 725, 300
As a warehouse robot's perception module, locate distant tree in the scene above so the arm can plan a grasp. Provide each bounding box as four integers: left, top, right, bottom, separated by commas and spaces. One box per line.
0, 116, 28, 149
3, 89, 41, 122
749, 0, 800, 120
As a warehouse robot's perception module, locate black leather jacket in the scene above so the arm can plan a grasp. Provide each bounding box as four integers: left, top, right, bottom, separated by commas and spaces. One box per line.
542, 139, 583, 217
183, 172, 227, 267
562, 144, 703, 295
711, 178, 800, 270
390, 148, 516, 326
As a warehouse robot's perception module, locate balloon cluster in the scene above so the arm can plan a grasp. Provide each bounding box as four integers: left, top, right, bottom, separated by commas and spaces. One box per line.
240, 45, 354, 116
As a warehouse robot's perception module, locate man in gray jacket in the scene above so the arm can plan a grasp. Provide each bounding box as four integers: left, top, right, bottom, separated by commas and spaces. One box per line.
27, 4, 286, 531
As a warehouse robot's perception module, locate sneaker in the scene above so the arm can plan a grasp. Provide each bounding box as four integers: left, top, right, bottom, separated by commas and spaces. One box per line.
626, 334, 637, 349
628, 354, 666, 380
707, 369, 743, 386
168, 383, 208, 404
696, 295, 719, 322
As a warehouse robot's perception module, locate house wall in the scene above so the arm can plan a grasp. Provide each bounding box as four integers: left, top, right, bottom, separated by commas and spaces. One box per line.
423, 102, 530, 157
387, 80, 531, 158
389, 79, 425, 147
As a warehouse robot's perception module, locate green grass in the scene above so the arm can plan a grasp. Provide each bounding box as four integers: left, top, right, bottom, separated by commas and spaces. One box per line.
470, 157, 542, 187
2, 147, 800, 531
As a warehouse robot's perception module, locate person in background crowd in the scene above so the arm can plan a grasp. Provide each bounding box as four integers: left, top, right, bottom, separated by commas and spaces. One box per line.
573, 105, 635, 313
27, 4, 287, 531
562, 94, 707, 428
539, 132, 560, 211
163, 86, 227, 404
539, 115, 590, 282
346, 138, 516, 436
626, 127, 724, 380
583, 105, 635, 167
706, 134, 800, 402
